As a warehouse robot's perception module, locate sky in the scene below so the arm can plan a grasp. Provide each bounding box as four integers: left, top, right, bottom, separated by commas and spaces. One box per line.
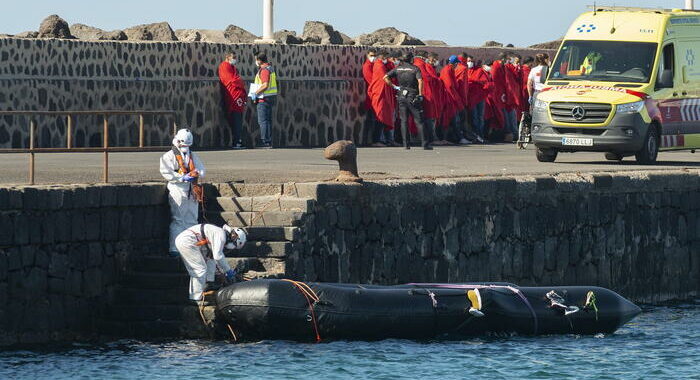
0, 0, 691, 47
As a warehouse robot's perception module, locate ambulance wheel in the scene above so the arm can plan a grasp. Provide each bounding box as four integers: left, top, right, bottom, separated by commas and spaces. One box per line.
635, 126, 659, 165
604, 152, 623, 162
536, 147, 558, 162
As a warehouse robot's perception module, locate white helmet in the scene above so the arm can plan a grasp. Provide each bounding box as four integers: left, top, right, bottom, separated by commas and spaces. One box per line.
172, 128, 194, 149
223, 225, 247, 250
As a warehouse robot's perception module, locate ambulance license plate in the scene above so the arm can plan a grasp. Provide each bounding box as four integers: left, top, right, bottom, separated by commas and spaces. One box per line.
561, 137, 593, 146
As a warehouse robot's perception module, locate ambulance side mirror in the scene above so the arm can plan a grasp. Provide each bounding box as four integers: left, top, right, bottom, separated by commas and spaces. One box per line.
657, 69, 673, 89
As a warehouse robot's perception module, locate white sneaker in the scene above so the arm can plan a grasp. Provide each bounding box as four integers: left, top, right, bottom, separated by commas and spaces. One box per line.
459, 138, 471, 145
232, 143, 245, 150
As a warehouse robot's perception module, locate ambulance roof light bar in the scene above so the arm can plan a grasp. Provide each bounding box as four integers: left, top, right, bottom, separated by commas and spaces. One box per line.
587, 5, 700, 13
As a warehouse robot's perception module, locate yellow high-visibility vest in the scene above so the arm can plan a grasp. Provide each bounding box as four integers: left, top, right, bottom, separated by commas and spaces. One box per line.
254, 66, 278, 96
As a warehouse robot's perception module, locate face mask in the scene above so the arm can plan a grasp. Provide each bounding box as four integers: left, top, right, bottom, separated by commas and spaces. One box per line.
229, 59, 237, 65
432, 61, 439, 67
179, 146, 190, 153
508, 59, 514, 64
369, 56, 376, 63
467, 61, 474, 69
382, 59, 388, 64
483, 65, 491, 72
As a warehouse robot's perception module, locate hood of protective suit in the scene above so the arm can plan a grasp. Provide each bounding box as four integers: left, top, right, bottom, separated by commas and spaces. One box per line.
173, 129, 194, 152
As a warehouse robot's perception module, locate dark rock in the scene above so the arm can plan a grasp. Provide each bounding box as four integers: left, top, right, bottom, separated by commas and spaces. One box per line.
38, 15, 73, 39
424, 40, 448, 46
355, 27, 424, 46
529, 39, 563, 50
274, 30, 303, 45
301, 21, 343, 45
505, 43, 515, 48
123, 22, 177, 41
339, 32, 355, 45
482, 40, 504, 47
71, 24, 126, 41
223, 25, 258, 43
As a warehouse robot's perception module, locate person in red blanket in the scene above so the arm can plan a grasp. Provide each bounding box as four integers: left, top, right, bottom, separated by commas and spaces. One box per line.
441, 55, 469, 145
468, 58, 491, 140
504, 54, 521, 140
455, 53, 471, 140
362, 49, 383, 146
520, 56, 534, 114
218, 52, 247, 149
413, 51, 441, 146
427, 52, 449, 145
368, 50, 397, 147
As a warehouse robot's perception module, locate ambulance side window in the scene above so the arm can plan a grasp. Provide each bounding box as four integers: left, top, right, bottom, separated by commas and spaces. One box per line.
657, 44, 675, 89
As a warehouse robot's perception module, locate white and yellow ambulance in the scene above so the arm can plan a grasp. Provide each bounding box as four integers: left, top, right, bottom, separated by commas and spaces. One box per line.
531, 6, 700, 164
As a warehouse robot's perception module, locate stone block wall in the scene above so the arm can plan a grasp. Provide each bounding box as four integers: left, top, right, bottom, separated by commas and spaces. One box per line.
286, 171, 700, 304
0, 38, 552, 149
0, 183, 168, 346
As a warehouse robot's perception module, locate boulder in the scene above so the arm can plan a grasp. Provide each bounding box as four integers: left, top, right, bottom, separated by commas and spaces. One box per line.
529, 39, 563, 50
506, 43, 515, 48
355, 27, 424, 46
123, 22, 178, 41
71, 24, 126, 40
274, 30, 303, 45
175, 29, 202, 42
424, 40, 448, 46
37, 15, 73, 39
339, 32, 355, 45
223, 25, 258, 43
301, 21, 343, 45
482, 40, 504, 47
15, 31, 38, 38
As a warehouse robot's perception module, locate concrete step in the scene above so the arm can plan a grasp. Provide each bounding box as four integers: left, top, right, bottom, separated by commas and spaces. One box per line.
98, 319, 183, 338
211, 210, 305, 227
244, 226, 300, 242
106, 305, 187, 322
205, 183, 283, 198
120, 272, 189, 289
230, 241, 294, 258
207, 196, 314, 213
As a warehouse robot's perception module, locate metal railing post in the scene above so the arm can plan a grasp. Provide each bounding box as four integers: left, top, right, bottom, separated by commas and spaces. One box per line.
29, 119, 35, 185
139, 114, 145, 148
66, 115, 73, 149
103, 114, 109, 183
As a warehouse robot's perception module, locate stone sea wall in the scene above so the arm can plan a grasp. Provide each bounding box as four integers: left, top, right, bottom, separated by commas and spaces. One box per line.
0, 183, 168, 346
286, 171, 700, 304
0, 37, 552, 149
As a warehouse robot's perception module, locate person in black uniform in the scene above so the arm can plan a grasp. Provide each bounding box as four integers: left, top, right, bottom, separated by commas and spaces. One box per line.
383, 52, 433, 150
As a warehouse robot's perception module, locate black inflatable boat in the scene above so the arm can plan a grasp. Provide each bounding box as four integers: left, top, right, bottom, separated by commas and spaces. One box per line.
216, 279, 641, 342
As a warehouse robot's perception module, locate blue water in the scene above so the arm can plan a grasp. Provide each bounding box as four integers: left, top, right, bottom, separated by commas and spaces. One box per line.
1, 303, 699, 380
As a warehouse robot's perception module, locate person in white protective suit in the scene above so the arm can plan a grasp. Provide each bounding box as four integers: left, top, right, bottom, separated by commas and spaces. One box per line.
175, 223, 247, 302
160, 129, 206, 256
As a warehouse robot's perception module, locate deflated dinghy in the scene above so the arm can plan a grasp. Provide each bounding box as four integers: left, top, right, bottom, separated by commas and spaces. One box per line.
216, 279, 641, 342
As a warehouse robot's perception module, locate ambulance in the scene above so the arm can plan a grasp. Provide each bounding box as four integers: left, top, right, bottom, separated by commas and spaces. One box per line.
531, 6, 700, 164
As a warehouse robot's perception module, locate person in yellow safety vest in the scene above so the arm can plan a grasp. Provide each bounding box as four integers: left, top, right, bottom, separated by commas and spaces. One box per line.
159, 128, 206, 257
252, 52, 278, 148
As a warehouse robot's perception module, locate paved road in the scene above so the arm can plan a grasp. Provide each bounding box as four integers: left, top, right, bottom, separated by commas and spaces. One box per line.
2, 144, 699, 185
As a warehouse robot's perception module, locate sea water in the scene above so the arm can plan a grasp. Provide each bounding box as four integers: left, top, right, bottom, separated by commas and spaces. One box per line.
1, 303, 698, 380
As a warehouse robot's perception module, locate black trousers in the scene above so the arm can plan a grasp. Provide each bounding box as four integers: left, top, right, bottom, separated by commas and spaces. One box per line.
398, 95, 431, 148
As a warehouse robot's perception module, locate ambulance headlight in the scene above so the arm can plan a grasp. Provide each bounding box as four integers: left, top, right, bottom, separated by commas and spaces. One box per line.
616, 100, 645, 114
533, 98, 549, 111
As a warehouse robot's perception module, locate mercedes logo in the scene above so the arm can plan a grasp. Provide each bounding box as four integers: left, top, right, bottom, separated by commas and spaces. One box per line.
571, 106, 586, 121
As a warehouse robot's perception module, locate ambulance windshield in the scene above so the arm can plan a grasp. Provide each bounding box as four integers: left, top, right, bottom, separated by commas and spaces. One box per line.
550, 41, 658, 83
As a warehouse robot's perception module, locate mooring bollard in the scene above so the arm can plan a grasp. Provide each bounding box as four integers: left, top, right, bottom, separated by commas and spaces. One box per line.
324, 140, 363, 183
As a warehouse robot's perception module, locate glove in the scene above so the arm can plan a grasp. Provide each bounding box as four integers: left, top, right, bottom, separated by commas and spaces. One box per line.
225, 269, 238, 283
528, 96, 534, 105
182, 174, 196, 182
393, 85, 400, 91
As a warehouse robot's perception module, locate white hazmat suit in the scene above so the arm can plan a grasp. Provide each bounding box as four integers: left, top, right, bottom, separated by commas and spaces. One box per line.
160, 129, 206, 253
175, 224, 233, 301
